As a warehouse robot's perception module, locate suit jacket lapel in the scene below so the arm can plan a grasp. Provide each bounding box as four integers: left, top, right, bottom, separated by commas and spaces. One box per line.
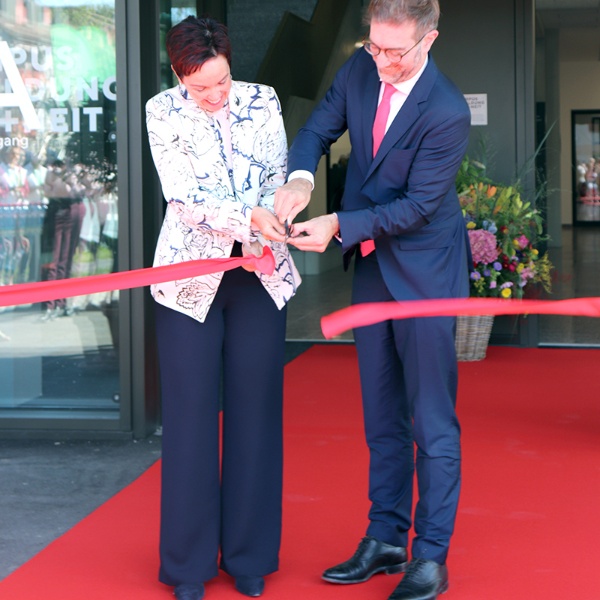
229, 83, 243, 161
229, 83, 253, 199
362, 67, 381, 165
365, 57, 439, 179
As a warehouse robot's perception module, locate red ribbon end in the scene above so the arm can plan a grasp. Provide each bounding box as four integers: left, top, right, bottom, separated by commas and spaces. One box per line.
254, 246, 276, 276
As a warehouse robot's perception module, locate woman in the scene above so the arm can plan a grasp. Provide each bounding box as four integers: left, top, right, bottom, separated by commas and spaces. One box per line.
145, 16, 300, 600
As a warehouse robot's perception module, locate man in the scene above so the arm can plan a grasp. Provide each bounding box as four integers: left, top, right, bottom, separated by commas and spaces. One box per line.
274, 1, 471, 599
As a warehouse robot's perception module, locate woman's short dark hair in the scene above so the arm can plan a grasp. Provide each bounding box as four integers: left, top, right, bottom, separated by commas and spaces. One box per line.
166, 16, 231, 78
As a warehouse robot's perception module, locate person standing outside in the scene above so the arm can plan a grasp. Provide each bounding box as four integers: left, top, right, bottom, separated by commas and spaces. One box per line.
146, 16, 300, 600
275, 1, 470, 599
40, 158, 86, 319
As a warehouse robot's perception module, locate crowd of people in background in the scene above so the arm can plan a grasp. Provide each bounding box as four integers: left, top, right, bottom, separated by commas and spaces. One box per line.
0, 145, 118, 323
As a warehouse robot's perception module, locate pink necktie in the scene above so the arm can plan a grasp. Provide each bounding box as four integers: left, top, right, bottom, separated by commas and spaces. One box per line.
372, 82, 396, 157
361, 83, 396, 257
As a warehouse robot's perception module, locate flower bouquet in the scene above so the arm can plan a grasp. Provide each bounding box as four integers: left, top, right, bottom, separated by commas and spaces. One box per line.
456, 157, 553, 299
454, 156, 553, 359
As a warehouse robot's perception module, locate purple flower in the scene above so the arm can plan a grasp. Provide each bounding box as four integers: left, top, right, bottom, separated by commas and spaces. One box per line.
493, 262, 502, 271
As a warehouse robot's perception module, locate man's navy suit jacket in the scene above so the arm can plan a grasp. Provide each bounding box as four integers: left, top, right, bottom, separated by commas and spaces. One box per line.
288, 49, 472, 302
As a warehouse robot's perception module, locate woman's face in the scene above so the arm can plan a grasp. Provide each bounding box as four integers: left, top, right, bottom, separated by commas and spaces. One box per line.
178, 55, 231, 113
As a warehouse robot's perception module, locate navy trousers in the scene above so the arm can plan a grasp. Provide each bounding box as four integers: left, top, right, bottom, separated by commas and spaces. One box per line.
351, 251, 461, 565
155, 263, 287, 585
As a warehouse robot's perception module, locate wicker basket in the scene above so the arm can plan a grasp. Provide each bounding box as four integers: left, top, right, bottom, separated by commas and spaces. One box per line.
455, 315, 494, 361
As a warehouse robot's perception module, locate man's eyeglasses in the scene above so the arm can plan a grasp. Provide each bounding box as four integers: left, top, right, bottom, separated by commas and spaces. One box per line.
363, 32, 428, 62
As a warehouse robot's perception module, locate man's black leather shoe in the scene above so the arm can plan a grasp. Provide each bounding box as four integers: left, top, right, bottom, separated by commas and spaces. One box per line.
388, 558, 449, 600
322, 536, 408, 584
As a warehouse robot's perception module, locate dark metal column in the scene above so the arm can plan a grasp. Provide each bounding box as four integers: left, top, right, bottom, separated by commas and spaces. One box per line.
116, 0, 163, 438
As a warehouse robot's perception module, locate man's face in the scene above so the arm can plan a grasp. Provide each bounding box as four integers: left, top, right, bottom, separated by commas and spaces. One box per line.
368, 20, 438, 84
177, 54, 232, 113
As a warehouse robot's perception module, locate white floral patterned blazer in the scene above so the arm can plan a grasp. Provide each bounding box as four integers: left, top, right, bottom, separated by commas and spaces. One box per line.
146, 80, 301, 323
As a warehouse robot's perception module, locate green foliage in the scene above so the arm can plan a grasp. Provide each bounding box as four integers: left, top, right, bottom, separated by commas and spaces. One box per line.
457, 156, 553, 299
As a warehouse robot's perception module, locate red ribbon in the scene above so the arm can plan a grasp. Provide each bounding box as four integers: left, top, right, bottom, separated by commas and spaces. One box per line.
0, 247, 275, 308
320, 296, 600, 339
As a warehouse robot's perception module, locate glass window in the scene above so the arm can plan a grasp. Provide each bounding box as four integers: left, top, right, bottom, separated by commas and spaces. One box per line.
0, 1, 119, 420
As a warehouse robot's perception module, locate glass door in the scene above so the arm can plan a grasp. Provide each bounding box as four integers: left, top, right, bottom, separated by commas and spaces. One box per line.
572, 110, 600, 224
0, 1, 120, 423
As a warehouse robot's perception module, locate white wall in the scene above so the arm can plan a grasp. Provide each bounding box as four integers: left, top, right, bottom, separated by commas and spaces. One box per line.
559, 61, 600, 225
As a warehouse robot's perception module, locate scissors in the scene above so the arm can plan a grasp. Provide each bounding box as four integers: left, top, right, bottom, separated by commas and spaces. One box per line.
284, 219, 293, 241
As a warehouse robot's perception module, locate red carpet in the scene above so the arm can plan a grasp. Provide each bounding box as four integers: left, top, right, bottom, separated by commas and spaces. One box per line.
1, 345, 600, 599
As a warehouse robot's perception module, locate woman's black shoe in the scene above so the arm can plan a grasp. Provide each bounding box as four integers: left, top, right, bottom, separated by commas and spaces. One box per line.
235, 575, 265, 597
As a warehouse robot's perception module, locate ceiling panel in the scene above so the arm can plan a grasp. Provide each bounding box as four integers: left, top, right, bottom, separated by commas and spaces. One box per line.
536, 0, 600, 60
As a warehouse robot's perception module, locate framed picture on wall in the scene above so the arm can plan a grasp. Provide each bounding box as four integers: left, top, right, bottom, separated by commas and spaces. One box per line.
572, 110, 600, 224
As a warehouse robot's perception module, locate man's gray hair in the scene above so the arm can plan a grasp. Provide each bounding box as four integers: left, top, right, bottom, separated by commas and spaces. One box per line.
364, 0, 440, 37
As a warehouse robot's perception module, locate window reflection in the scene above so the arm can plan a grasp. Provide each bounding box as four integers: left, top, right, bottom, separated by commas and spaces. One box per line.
573, 111, 600, 224
0, 1, 119, 417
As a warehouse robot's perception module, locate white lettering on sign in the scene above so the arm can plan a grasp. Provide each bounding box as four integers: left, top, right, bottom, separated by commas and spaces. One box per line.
464, 94, 488, 126
0, 41, 42, 130
0, 42, 116, 135
0, 136, 29, 149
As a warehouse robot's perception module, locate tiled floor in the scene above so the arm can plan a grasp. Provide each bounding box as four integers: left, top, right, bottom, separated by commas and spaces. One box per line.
286, 260, 353, 342
286, 226, 600, 347
539, 226, 600, 346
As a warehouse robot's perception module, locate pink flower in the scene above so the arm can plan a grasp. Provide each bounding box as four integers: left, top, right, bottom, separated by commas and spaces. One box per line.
519, 266, 535, 286
468, 229, 499, 264
515, 234, 529, 250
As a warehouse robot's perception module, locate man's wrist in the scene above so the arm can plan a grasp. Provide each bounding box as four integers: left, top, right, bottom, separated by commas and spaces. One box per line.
288, 170, 315, 190
331, 212, 340, 237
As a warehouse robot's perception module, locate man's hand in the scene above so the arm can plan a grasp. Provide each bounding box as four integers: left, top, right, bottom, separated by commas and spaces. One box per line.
251, 206, 286, 242
287, 214, 339, 253
274, 178, 312, 225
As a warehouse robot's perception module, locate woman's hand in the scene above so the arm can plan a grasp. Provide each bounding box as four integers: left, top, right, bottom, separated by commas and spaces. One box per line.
251, 206, 286, 242
241, 240, 263, 272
